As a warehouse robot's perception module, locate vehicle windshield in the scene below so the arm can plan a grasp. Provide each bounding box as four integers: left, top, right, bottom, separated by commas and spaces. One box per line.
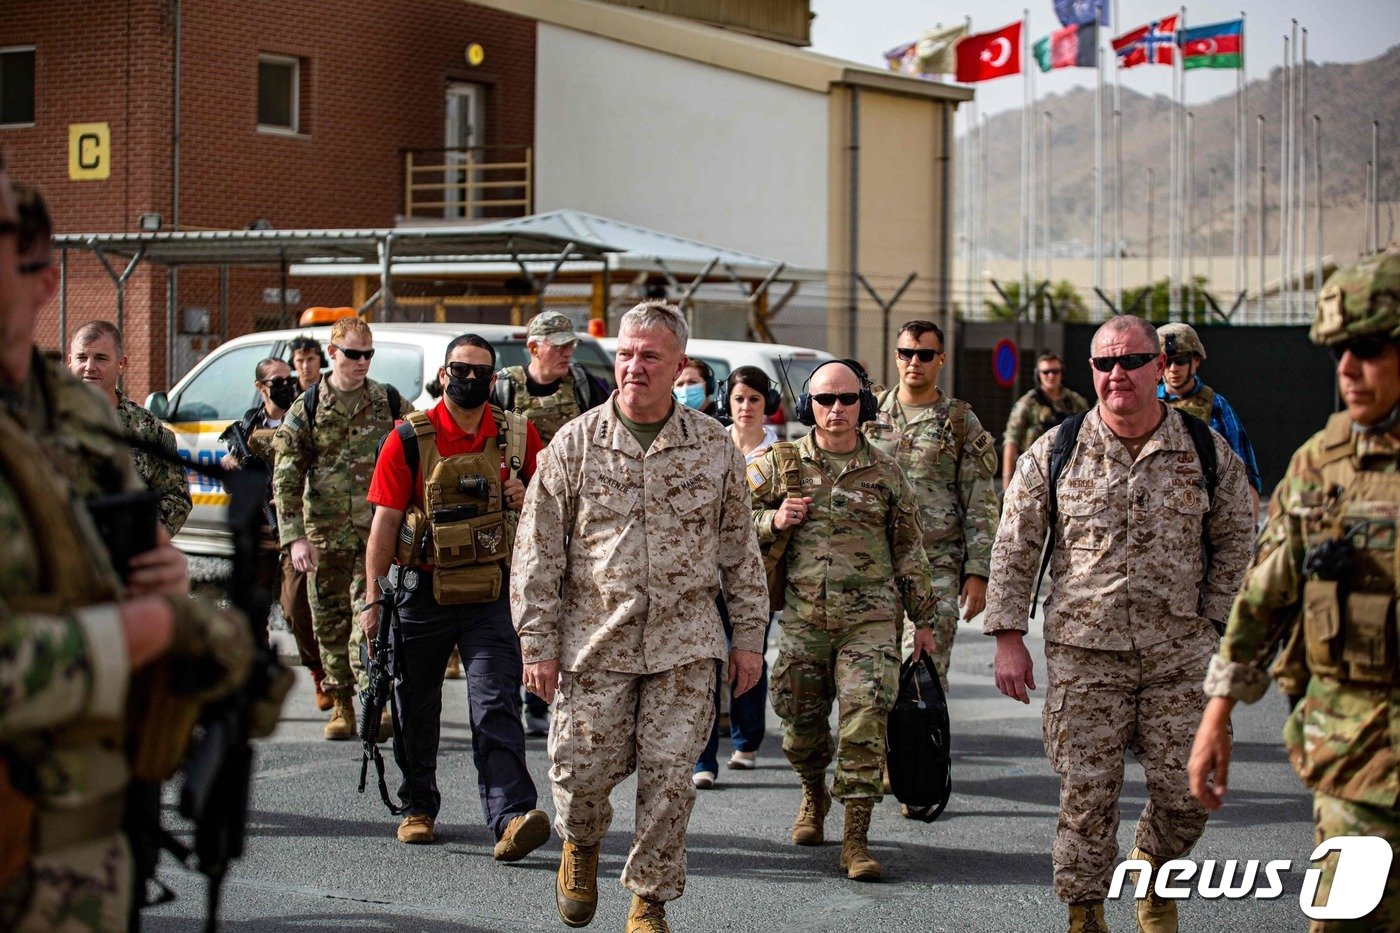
367, 343, 424, 400
168, 342, 276, 422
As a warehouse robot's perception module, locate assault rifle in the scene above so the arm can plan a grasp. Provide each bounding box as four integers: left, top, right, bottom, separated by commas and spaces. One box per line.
359, 573, 406, 814
221, 417, 279, 534
101, 428, 290, 932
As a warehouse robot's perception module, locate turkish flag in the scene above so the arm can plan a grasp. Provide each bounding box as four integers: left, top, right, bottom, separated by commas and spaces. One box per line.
955, 21, 1023, 83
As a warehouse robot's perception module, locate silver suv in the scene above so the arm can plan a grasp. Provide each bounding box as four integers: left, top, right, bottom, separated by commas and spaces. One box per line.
148, 322, 613, 556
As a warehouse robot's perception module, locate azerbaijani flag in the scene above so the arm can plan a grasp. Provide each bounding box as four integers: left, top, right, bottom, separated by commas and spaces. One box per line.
1179, 19, 1243, 70
1034, 21, 1098, 71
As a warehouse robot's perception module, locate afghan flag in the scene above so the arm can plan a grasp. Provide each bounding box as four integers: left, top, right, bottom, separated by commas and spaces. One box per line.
1179, 19, 1243, 70
1034, 22, 1098, 71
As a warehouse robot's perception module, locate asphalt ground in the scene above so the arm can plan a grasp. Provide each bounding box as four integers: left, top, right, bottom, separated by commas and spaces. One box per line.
152, 569, 1320, 931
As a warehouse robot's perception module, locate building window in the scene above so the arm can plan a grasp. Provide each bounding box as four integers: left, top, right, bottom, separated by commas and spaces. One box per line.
257, 54, 299, 134
0, 47, 35, 126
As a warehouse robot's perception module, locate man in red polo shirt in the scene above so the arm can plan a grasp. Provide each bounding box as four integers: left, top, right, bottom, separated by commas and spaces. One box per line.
361, 333, 549, 860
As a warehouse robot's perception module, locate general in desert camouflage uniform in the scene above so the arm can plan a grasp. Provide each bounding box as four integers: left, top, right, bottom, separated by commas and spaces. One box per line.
753, 358, 934, 881
67, 321, 192, 536
1190, 245, 1400, 933
985, 315, 1254, 933
864, 321, 999, 693
273, 315, 410, 740
513, 300, 767, 933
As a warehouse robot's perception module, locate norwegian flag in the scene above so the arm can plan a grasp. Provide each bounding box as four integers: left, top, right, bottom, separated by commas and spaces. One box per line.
1112, 14, 1179, 68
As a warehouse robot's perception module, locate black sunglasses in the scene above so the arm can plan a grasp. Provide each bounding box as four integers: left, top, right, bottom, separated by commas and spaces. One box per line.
1330, 336, 1392, 362
811, 392, 862, 407
1038, 367, 1063, 376
1165, 354, 1196, 368
896, 347, 943, 363
331, 344, 375, 361
261, 375, 299, 389
1089, 352, 1159, 373
446, 361, 495, 381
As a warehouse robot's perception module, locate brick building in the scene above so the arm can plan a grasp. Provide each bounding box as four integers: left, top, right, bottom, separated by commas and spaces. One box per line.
2, 0, 536, 396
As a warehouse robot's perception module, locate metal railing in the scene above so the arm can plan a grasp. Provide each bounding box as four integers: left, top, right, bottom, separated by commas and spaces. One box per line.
402, 145, 533, 220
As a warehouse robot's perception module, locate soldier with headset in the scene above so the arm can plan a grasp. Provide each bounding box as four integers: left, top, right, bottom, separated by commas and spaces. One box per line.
1190, 245, 1400, 932
749, 357, 935, 882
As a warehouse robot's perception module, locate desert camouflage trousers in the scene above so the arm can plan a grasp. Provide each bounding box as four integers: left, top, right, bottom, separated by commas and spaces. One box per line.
0, 834, 130, 932
549, 660, 714, 903
1307, 792, 1400, 932
772, 618, 900, 800
900, 548, 964, 693
1044, 626, 1217, 903
308, 541, 367, 694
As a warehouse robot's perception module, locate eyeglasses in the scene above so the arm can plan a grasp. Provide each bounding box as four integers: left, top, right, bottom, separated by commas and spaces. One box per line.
1164, 354, 1196, 368
331, 344, 375, 361
446, 361, 495, 381
261, 375, 299, 390
18, 258, 51, 275
1089, 352, 1159, 373
1330, 336, 1392, 362
896, 347, 943, 363
1038, 368, 1062, 376
811, 392, 861, 407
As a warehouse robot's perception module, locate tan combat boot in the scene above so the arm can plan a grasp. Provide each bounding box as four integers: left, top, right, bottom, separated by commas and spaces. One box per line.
1068, 901, 1108, 933
556, 840, 599, 928
323, 692, 355, 741
1129, 846, 1177, 933
839, 798, 882, 882
791, 776, 830, 846
624, 894, 669, 933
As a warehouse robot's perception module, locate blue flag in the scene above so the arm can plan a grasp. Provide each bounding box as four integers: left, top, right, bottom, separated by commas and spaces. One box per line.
1054, 0, 1108, 28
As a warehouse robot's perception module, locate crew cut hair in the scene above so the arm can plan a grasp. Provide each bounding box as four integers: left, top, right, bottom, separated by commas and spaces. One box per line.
445, 332, 496, 366
1092, 315, 1160, 354
619, 299, 689, 348
73, 320, 124, 356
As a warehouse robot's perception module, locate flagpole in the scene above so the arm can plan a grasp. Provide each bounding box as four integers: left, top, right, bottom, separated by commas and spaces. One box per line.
1234, 10, 1245, 299
1044, 109, 1052, 287
1372, 120, 1381, 254
964, 16, 975, 317
1297, 27, 1308, 313
1257, 113, 1266, 317
1171, 7, 1186, 320
1029, 32, 1038, 318
1208, 166, 1216, 290
1281, 32, 1290, 318
1112, 0, 1122, 313
1147, 166, 1155, 284
1093, 17, 1104, 301
1314, 114, 1323, 306
1169, 19, 1178, 318
1021, 9, 1031, 309
980, 111, 989, 311
1187, 109, 1195, 314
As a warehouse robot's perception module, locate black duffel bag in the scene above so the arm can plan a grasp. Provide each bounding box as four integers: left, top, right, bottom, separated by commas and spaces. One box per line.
885, 655, 951, 822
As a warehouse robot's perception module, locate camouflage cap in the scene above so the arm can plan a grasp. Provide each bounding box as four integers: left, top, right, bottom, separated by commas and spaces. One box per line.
527, 311, 579, 347
1157, 322, 1206, 360
1310, 244, 1400, 346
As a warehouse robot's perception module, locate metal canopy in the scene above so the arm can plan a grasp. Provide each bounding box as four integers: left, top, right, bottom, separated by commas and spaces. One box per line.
52, 225, 614, 267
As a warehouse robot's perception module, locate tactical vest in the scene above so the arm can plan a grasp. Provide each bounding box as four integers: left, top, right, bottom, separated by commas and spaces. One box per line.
1033, 389, 1074, 434
0, 415, 123, 889
1289, 412, 1400, 688
394, 405, 525, 605
507, 366, 581, 445
1167, 383, 1216, 425
760, 442, 803, 613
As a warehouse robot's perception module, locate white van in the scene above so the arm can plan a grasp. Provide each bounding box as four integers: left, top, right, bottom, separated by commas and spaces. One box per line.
148, 322, 613, 556
596, 336, 834, 436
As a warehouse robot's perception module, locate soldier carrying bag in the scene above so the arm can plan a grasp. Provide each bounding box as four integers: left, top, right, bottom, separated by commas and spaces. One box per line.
886, 654, 952, 821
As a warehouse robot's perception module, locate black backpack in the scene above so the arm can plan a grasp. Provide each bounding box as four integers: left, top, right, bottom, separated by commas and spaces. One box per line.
885, 655, 952, 821
302, 380, 402, 457
1030, 407, 1219, 617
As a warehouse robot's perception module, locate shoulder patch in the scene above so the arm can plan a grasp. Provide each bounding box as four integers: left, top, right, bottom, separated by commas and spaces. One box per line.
285, 413, 304, 433
747, 460, 771, 491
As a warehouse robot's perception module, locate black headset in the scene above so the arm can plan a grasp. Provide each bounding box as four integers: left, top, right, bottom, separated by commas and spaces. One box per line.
715, 368, 782, 419
796, 359, 878, 426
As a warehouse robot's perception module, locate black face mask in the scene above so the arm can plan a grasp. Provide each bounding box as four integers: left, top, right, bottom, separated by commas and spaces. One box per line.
268, 382, 299, 410
445, 375, 490, 410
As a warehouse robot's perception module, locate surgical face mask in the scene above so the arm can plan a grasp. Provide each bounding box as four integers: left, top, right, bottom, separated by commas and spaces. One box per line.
446, 375, 491, 410
673, 383, 706, 409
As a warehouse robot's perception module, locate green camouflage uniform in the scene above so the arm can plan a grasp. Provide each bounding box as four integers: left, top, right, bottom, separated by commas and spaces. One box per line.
272, 378, 411, 695
0, 358, 136, 931
115, 392, 192, 536
864, 390, 1000, 691
1203, 245, 1400, 932
1002, 386, 1090, 453
749, 432, 934, 800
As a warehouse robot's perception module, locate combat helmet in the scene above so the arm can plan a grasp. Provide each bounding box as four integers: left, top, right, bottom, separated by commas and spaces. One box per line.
1310, 243, 1400, 346
1157, 322, 1206, 360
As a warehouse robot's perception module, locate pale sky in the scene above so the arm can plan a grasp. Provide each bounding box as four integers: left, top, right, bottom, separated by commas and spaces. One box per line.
809, 0, 1400, 122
